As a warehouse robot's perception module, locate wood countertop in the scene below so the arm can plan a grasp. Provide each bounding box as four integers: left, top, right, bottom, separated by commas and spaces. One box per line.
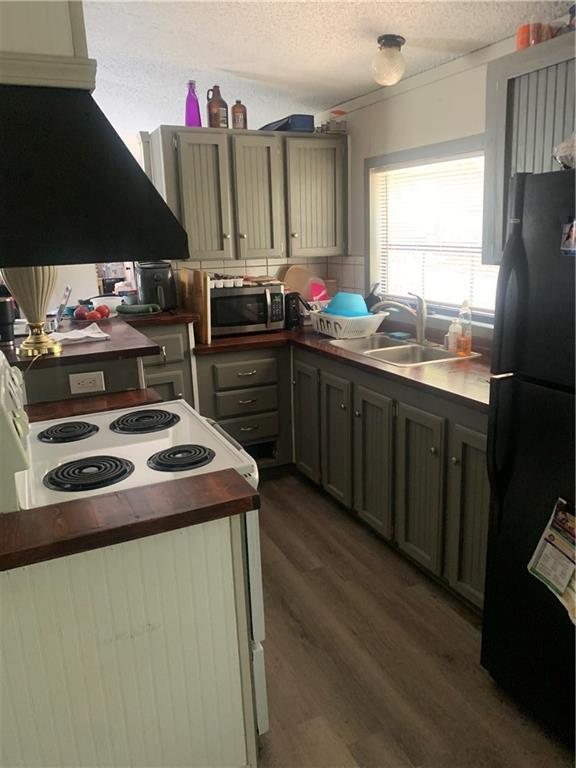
194, 330, 294, 354
195, 328, 491, 411
0, 469, 259, 572
7, 318, 160, 370
122, 308, 200, 328
25, 387, 163, 422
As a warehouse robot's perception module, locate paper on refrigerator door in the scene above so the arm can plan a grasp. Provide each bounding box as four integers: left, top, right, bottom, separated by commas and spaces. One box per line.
528, 498, 576, 625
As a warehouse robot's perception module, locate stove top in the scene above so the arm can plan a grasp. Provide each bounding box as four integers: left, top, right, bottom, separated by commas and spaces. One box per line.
38, 421, 99, 443
17, 399, 257, 509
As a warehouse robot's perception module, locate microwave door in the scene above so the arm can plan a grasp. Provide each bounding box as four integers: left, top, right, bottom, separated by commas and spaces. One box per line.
265, 288, 272, 329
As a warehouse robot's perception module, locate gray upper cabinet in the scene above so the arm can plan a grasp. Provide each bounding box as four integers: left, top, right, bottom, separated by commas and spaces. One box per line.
483, 34, 575, 264
320, 371, 352, 507
353, 386, 394, 539
177, 131, 234, 260
293, 360, 321, 483
286, 137, 345, 257
446, 426, 490, 609
146, 126, 347, 262
232, 135, 284, 259
395, 403, 445, 574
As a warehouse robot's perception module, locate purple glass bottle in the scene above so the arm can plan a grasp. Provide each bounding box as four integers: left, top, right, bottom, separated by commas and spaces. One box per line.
185, 80, 202, 127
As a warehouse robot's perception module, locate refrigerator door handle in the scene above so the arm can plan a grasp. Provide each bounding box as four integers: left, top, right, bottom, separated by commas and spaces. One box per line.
491, 174, 528, 375
487, 376, 515, 530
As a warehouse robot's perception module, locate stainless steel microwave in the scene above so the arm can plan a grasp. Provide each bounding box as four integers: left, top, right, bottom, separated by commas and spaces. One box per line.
210, 285, 285, 336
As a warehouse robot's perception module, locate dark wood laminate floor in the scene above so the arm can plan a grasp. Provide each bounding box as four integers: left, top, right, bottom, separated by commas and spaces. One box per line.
258, 471, 572, 768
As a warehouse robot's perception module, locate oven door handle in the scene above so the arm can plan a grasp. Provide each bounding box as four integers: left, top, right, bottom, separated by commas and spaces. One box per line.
265, 287, 272, 329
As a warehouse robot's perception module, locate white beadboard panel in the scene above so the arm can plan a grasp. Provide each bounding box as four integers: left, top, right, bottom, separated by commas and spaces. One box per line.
1, 520, 250, 768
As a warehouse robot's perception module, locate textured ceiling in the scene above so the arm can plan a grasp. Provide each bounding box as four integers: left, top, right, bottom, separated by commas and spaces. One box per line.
84, 1, 566, 135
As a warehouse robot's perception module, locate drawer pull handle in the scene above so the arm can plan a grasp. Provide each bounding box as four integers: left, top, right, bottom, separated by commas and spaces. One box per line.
238, 398, 256, 405
450, 456, 460, 465
161, 345, 167, 365
237, 369, 257, 377
240, 425, 259, 432
429, 446, 438, 456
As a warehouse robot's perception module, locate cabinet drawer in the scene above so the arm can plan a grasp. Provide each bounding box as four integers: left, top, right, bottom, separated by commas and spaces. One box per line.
215, 385, 278, 418
214, 358, 277, 390
143, 333, 186, 367
219, 412, 279, 443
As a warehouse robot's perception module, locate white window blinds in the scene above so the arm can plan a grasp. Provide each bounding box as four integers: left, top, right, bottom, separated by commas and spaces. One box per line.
372, 155, 499, 312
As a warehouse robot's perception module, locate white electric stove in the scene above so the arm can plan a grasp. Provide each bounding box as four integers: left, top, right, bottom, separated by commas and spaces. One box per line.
16, 398, 258, 508
0, 350, 269, 735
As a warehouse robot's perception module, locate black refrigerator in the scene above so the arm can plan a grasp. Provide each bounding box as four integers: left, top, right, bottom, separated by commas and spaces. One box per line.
481, 169, 575, 746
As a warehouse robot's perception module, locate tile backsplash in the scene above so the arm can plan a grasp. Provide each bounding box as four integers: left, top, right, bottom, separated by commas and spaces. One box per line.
177, 255, 366, 295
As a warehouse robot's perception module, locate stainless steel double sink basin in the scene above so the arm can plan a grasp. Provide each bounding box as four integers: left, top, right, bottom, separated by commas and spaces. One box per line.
329, 334, 480, 368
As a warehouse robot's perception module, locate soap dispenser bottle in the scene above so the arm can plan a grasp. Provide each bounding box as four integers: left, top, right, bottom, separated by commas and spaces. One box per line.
456, 300, 473, 356
447, 316, 462, 352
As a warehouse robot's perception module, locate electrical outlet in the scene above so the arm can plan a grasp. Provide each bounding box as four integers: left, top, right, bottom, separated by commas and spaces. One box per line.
69, 371, 106, 395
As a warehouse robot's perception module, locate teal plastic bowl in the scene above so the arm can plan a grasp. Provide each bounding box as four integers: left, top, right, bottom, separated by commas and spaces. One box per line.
323, 292, 370, 317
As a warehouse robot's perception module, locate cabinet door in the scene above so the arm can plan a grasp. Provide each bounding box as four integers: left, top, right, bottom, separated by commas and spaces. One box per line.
144, 367, 191, 404
233, 135, 284, 259
293, 361, 320, 484
396, 404, 445, 574
482, 35, 574, 263
320, 371, 352, 507
177, 131, 234, 260
446, 426, 490, 608
353, 386, 394, 539
286, 138, 345, 258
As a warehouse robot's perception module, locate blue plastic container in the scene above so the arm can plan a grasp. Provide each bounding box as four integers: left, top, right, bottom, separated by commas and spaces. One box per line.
323, 292, 370, 317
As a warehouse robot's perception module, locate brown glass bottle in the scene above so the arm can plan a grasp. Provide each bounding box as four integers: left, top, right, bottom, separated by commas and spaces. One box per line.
207, 85, 228, 128
231, 100, 247, 129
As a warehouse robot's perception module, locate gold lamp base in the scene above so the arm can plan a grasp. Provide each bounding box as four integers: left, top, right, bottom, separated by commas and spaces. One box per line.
17, 322, 62, 358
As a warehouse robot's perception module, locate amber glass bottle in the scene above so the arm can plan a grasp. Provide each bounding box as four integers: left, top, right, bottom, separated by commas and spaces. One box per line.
207, 85, 228, 128
231, 100, 247, 129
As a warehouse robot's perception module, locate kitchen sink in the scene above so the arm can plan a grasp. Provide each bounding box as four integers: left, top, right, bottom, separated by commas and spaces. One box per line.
328, 335, 480, 367
365, 344, 479, 367
329, 334, 407, 353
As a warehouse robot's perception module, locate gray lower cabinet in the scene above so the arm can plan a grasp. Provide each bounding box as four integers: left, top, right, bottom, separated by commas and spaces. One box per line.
143, 367, 189, 403
196, 346, 292, 466
139, 323, 193, 405
320, 371, 352, 507
395, 404, 446, 575
292, 348, 490, 607
446, 426, 490, 608
353, 386, 394, 539
293, 360, 320, 483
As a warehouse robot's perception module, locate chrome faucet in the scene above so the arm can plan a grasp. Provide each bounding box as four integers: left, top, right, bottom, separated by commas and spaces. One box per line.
370, 292, 428, 345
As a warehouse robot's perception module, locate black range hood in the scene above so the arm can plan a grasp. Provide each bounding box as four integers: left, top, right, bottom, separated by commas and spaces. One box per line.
0, 85, 189, 267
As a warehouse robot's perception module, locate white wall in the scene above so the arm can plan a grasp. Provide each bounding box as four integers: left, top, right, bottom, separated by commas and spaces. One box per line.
50, 264, 98, 308
325, 37, 517, 259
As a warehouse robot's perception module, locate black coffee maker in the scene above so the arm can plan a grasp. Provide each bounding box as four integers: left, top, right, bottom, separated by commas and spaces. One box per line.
135, 261, 177, 310
285, 292, 311, 330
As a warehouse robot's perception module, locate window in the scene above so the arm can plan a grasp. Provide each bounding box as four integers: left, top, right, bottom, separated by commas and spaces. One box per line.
371, 154, 499, 312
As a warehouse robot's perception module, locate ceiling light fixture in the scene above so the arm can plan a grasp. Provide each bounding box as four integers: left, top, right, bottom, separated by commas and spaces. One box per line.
372, 34, 406, 86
